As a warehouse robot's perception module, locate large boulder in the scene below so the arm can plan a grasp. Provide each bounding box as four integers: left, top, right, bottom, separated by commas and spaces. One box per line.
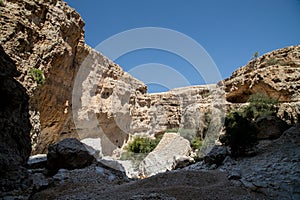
204, 145, 228, 166
281, 122, 300, 143
139, 133, 191, 177
255, 116, 289, 140
47, 138, 95, 171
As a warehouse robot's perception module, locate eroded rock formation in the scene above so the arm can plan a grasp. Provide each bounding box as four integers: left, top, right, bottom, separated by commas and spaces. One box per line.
0, 45, 31, 195
224, 46, 300, 123
1, 0, 299, 158
0, 0, 85, 153
224, 46, 300, 103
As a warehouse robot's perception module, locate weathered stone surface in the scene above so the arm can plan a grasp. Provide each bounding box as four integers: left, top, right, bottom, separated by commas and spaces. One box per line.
0, 45, 31, 170
47, 138, 95, 170
130, 85, 225, 137
139, 133, 191, 177
220, 122, 300, 199
73, 47, 147, 156
203, 145, 228, 166
224, 46, 300, 103
80, 138, 102, 160
0, 45, 32, 198
0, 0, 85, 153
172, 155, 195, 169
282, 122, 300, 143
255, 116, 289, 139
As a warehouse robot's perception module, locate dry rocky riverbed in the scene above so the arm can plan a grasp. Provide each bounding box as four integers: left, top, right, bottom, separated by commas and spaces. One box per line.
28, 123, 299, 200
30, 167, 265, 200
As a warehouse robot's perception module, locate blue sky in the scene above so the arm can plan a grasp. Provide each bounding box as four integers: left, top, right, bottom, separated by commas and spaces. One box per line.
65, 0, 300, 93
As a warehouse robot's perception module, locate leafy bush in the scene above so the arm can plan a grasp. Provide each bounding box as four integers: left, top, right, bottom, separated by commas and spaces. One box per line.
125, 135, 162, 154
243, 93, 278, 120
28, 68, 45, 86
219, 111, 257, 157
0, 0, 4, 6
120, 135, 163, 169
220, 93, 278, 157
191, 137, 202, 150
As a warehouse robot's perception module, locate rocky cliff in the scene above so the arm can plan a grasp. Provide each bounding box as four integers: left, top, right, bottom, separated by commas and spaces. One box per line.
0, 0, 299, 157
0, 45, 31, 193
0, 0, 224, 156
0, 0, 148, 155
0, 0, 85, 153
224, 45, 300, 123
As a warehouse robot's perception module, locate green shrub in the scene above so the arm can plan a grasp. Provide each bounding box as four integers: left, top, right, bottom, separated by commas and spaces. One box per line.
125, 135, 162, 154
220, 93, 278, 157
252, 51, 259, 60
219, 111, 257, 157
121, 135, 162, 169
0, 0, 4, 6
243, 93, 278, 120
28, 68, 45, 86
191, 137, 202, 150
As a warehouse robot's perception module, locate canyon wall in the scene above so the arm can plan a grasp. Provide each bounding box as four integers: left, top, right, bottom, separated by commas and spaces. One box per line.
0, 0, 85, 153
224, 45, 300, 123
0, 45, 31, 171
0, 45, 32, 196
0, 0, 299, 157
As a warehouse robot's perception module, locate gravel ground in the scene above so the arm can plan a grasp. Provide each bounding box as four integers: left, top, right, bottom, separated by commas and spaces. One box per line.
30, 168, 266, 200
30, 124, 299, 200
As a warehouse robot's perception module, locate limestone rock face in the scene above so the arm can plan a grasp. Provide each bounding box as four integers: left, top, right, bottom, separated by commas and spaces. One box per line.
0, 0, 85, 153
139, 133, 191, 177
224, 46, 300, 103
73, 46, 147, 156
1, 0, 299, 158
0, 0, 151, 155
0, 45, 31, 195
130, 85, 225, 138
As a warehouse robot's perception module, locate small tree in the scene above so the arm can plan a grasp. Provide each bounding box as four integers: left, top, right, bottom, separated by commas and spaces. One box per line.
219, 111, 257, 157
252, 51, 259, 60
220, 93, 278, 157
